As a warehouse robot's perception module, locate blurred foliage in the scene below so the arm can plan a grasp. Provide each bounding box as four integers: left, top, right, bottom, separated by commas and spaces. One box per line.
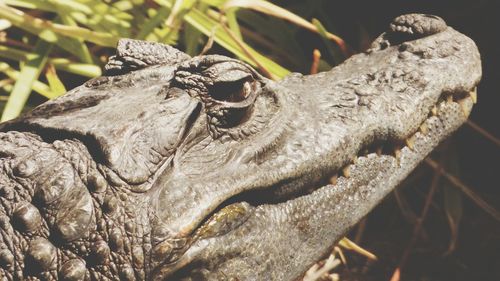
0, 0, 348, 121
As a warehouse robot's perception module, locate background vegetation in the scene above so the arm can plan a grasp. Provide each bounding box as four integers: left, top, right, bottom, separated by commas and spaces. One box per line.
0, 0, 498, 280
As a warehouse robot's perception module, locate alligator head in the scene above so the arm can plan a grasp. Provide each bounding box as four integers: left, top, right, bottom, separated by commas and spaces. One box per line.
0, 14, 481, 280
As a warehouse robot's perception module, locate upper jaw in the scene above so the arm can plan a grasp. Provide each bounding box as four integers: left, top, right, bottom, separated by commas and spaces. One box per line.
243, 21, 482, 200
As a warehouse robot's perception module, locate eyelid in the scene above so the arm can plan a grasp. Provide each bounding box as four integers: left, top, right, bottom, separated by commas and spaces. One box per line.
203, 64, 253, 84
209, 81, 260, 110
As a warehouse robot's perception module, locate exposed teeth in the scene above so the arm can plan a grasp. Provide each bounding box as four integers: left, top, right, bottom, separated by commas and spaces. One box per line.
394, 146, 402, 160
446, 94, 453, 103
470, 88, 477, 104
458, 98, 471, 117
329, 88, 476, 189
330, 174, 338, 185
431, 105, 438, 116
419, 123, 428, 135
342, 166, 351, 178
405, 136, 415, 150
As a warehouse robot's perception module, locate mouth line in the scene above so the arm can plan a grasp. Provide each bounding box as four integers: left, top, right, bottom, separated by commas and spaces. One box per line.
322, 88, 476, 190
156, 87, 477, 278
191, 87, 477, 237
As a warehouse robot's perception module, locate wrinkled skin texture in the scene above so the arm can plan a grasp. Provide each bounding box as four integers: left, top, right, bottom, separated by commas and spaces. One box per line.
0, 14, 481, 280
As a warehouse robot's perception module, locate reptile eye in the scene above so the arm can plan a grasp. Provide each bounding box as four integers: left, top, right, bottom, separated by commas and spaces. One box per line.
205, 78, 260, 132
208, 78, 255, 102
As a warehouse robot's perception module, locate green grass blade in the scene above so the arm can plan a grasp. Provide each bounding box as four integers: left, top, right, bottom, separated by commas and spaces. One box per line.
225, 8, 243, 40
1, 39, 52, 121
185, 9, 289, 78
312, 18, 344, 64
49, 58, 101, 77
161, 0, 198, 44
200, 0, 227, 6
112, 0, 134, 11
183, 20, 203, 55
155, 0, 289, 78
5, 0, 56, 11
56, 7, 94, 64
237, 11, 305, 68
45, 64, 67, 95
166, 0, 188, 27
223, 0, 349, 56
0, 79, 14, 97
0, 18, 11, 30
0, 4, 118, 47
0, 62, 58, 99
137, 6, 170, 40
49, 0, 93, 14
0, 46, 100, 77
0, 45, 36, 61
183, 2, 209, 55
0, 4, 111, 58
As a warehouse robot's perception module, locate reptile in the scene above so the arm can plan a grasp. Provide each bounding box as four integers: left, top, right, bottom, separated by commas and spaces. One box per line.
0, 14, 481, 280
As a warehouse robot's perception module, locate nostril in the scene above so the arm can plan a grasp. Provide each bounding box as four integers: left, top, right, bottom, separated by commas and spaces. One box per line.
398, 42, 409, 52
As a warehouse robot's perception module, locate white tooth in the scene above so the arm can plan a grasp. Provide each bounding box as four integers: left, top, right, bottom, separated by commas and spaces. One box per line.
446, 94, 453, 103
470, 88, 477, 104
431, 105, 438, 116
405, 136, 415, 150
330, 174, 338, 185
419, 123, 428, 135
342, 166, 350, 178
394, 147, 401, 160
459, 99, 470, 118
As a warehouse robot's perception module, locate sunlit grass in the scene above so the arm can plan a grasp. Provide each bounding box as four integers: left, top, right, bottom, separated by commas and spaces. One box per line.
0, 0, 348, 121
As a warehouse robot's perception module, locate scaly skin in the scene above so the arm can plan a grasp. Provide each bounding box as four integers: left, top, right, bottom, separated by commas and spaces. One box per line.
0, 14, 481, 280
0, 132, 150, 280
